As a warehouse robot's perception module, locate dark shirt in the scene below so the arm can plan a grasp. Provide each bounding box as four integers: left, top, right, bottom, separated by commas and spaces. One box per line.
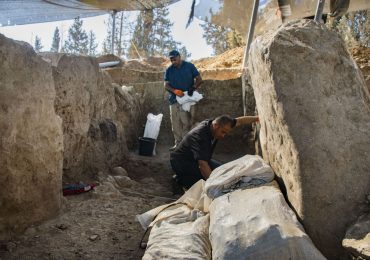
170, 119, 218, 163
164, 61, 200, 105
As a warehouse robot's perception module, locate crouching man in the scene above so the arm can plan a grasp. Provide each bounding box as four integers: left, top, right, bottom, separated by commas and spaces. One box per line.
170, 115, 259, 188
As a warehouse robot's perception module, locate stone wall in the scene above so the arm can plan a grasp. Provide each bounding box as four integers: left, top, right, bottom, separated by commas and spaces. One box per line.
248, 20, 370, 258
104, 68, 163, 85
0, 35, 63, 239
41, 53, 128, 181
125, 82, 173, 147
127, 78, 255, 158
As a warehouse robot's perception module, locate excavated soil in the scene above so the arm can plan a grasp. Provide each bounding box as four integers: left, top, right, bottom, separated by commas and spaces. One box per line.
99, 46, 369, 83
194, 47, 244, 70
0, 146, 179, 260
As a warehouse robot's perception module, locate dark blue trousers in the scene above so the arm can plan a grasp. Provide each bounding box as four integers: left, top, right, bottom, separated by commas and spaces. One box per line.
170, 158, 222, 189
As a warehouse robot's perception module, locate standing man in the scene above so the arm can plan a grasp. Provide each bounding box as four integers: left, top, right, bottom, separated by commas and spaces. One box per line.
170, 115, 259, 188
164, 50, 203, 151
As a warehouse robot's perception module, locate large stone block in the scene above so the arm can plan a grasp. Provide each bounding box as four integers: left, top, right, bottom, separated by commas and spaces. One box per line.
248, 20, 370, 258
41, 53, 128, 180
45, 54, 98, 179
0, 35, 63, 238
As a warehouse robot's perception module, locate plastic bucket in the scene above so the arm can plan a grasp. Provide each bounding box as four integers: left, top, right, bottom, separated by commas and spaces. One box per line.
138, 137, 156, 156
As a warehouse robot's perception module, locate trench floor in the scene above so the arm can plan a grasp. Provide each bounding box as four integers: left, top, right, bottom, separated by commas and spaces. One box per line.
0, 144, 243, 260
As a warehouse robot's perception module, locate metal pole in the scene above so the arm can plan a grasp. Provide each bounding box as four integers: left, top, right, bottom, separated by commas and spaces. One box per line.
111, 10, 117, 54
241, 0, 259, 115
242, 0, 260, 70
314, 0, 325, 22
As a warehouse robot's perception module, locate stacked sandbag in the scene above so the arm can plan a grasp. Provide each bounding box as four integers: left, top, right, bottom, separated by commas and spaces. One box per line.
206, 155, 325, 259
139, 155, 325, 259
138, 181, 212, 260
209, 182, 325, 260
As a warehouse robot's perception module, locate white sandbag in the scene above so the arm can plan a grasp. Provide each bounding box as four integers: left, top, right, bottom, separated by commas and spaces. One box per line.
138, 180, 212, 260
205, 155, 274, 199
136, 180, 211, 230
209, 182, 326, 260
143, 113, 163, 140
143, 211, 211, 260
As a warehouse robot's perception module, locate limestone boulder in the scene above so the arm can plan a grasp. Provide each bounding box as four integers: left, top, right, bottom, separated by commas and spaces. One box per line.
0, 34, 63, 238
342, 213, 370, 259
41, 53, 128, 180
44, 54, 98, 179
248, 20, 370, 258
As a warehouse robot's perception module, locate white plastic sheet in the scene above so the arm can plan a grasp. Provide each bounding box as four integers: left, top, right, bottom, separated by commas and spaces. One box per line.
205, 154, 275, 199
176, 91, 203, 112
138, 155, 325, 260
143, 113, 163, 140
137, 181, 212, 260
209, 182, 326, 260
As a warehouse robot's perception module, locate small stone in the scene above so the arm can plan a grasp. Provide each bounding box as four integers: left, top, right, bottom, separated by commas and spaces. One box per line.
112, 167, 128, 177
56, 223, 68, 230
6, 242, 17, 252
113, 175, 133, 188
89, 234, 99, 241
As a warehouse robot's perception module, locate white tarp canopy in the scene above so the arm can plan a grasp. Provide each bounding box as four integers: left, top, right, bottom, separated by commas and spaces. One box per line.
0, 0, 180, 26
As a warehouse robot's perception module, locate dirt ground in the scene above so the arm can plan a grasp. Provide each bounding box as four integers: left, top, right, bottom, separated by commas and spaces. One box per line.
0, 142, 242, 260
0, 145, 179, 260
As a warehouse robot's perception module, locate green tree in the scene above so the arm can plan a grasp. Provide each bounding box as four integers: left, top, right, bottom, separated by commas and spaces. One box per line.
151, 7, 179, 55
128, 7, 190, 58
200, 17, 244, 56
88, 30, 98, 56
102, 11, 132, 56
62, 17, 89, 55
127, 9, 154, 58
50, 27, 60, 52
179, 46, 191, 59
200, 17, 230, 55
34, 36, 43, 52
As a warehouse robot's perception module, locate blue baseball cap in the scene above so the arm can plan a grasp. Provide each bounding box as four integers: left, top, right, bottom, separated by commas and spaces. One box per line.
168, 50, 180, 58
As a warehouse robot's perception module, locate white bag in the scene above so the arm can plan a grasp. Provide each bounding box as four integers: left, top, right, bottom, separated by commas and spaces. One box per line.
205, 155, 274, 199
138, 181, 212, 260
176, 91, 203, 112
143, 113, 163, 140
209, 182, 326, 260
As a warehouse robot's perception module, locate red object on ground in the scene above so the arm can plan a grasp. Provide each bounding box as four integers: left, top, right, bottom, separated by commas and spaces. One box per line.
62, 183, 97, 196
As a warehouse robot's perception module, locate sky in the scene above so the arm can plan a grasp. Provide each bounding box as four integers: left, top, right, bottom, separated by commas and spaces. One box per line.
0, 0, 213, 60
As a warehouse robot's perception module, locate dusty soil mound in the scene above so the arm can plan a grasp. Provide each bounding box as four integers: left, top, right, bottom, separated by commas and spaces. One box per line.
145, 56, 170, 68
194, 47, 244, 70
350, 46, 370, 92
122, 57, 169, 72
97, 54, 123, 64
193, 45, 369, 82
193, 47, 244, 80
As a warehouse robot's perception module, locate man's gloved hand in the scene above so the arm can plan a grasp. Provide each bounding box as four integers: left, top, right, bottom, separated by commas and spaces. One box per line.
173, 89, 184, 97
188, 86, 196, 96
